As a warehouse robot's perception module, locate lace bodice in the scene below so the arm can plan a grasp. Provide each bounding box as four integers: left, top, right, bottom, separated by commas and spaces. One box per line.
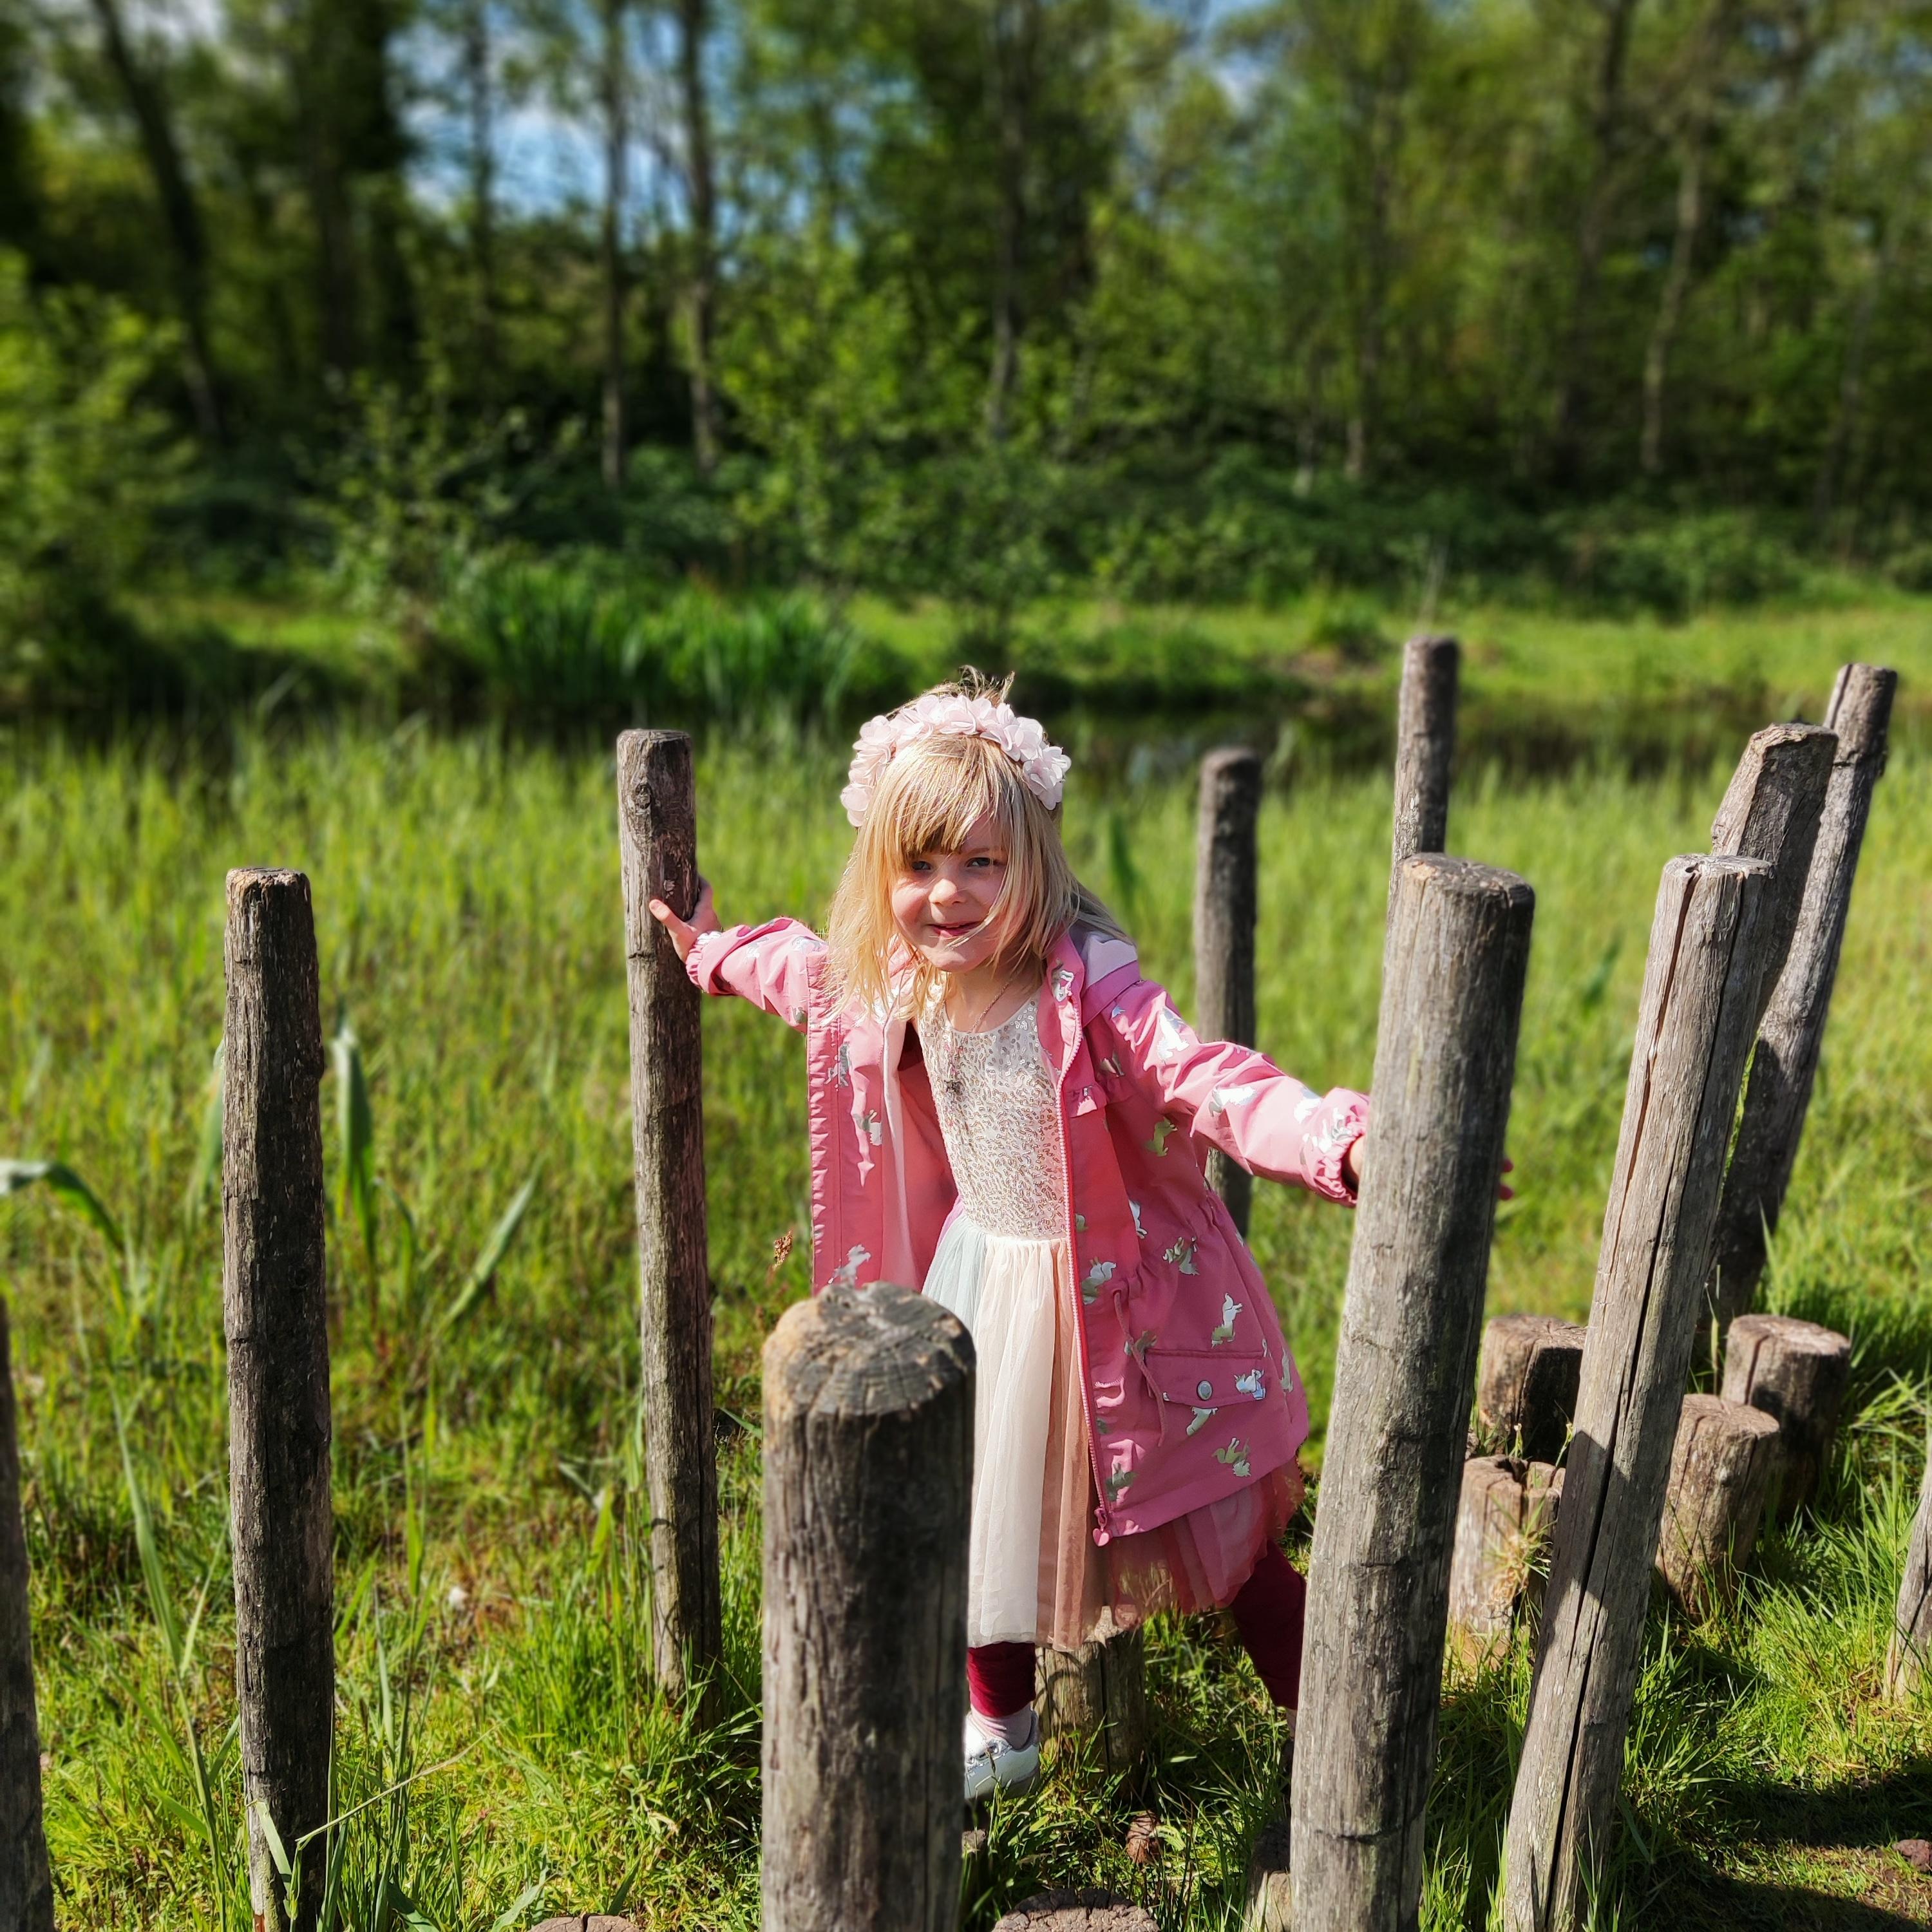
923, 994, 1067, 1242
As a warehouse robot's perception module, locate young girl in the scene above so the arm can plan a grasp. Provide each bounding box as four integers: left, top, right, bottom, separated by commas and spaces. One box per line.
650, 676, 1368, 1803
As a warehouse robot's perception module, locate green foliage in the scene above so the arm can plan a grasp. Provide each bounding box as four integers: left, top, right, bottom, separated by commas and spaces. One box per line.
423, 551, 909, 732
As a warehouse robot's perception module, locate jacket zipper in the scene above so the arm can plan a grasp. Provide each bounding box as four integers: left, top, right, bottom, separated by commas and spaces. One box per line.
1052, 983, 1115, 1544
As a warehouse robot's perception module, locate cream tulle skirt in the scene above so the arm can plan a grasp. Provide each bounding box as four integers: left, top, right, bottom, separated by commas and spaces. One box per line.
923, 1215, 1301, 1652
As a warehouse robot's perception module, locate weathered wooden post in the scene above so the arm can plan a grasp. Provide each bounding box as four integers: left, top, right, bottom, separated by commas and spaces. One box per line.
1655, 1396, 1781, 1617
0, 1300, 53, 1932
1705, 667, 1895, 1352
1501, 852, 1773, 1932
617, 729, 722, 1721
1886, 1426, 1932, 1704
1194, 747, 1263, 1237
762, 1283, 972, 1932
1293, 854, 1533, 1932
1720, 1314, 1851, 1518
1036, 1626, 1149, 1774
1447, 1457, 1562, 1667
1477, 1315, 1586, 1463
1389, 634, 1460, 875
223, 868, 334, 1932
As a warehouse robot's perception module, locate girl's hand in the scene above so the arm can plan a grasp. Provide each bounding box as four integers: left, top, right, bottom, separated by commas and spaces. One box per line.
1340, 1137, 1513, 1200
649, 877, 719, 963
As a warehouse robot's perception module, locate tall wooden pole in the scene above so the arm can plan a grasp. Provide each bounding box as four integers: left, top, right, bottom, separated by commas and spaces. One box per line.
1705, 667, 1895, 1350
1293, 855, 1534, 1931
1194, 747, 1262, 1236
762, 1283, 972, 1932
616, 730, 721, 1719
1502, 853, 1774, 1932
1888, 1426, 1932, 1704
0, 1300, 53, 1932
1390, 634, 1459, 875
223, 868, 334, 1932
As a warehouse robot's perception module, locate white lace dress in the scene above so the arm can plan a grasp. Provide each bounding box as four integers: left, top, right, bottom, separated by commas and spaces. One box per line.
920, 992, 1301, 1653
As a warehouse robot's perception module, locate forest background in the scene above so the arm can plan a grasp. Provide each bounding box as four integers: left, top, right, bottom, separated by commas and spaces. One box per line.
4, 0, 1932, 723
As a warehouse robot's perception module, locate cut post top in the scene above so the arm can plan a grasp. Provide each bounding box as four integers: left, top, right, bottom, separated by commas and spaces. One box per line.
1824, 663, 1899, 764
1393, 850, 1535, 914
764, 1282, 974, 1425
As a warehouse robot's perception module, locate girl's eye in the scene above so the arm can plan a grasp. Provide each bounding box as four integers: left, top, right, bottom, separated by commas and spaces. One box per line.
967, 854, 1003, 869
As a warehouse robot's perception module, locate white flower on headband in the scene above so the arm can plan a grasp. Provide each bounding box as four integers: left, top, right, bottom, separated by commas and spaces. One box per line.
841, 692, 1072, 828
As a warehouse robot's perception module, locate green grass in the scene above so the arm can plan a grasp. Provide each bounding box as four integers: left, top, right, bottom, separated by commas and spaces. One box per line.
4, 713, 1931, 1927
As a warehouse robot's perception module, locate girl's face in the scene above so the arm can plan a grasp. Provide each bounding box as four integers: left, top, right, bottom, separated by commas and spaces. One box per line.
890, 812, 1015, 976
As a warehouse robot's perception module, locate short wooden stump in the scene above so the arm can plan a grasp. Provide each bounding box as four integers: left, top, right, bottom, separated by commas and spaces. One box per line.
1721, 1312, 1851, 1517
991, 1889, 1158, 1931
1476, 1314, 1585, 1463
1657, 1394, 1782, 1616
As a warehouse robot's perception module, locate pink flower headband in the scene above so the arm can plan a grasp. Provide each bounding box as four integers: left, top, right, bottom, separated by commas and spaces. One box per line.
841, 692, 1072, 828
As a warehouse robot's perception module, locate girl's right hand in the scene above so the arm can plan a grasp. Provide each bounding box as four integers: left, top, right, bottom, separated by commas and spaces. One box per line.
649, 877, 719, 963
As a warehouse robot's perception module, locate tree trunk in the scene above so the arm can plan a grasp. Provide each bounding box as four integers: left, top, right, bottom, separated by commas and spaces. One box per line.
762, 1284, 972, 1932
1502, 852, 1773, 1932
1294, 854, 1534, 1931
1704, 668, 1896, 1352
223, 869, 334, 1932
676, 0, 721, 475
299, 12, 359, 381
1639, 126, 1706, 477
1814, 223, 1892, 536
1194, 749, 1263, 1236
462, 0, 498, 381
1548, 0, 1643, 486
983, 0, 1036, 441
0, 1300, 53, 1932
87, 0, 225, 442
601, 0, 630, 492
616, 731, 721, 1720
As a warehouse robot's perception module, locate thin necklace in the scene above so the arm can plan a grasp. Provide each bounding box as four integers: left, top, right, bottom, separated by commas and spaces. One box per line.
949, 965, 1025, 1033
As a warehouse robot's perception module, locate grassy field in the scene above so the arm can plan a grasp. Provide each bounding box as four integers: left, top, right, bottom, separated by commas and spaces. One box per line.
5, 629, 1932, 1926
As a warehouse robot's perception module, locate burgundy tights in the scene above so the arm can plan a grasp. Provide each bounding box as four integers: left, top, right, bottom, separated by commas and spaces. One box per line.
967, 1542, 1307, 1718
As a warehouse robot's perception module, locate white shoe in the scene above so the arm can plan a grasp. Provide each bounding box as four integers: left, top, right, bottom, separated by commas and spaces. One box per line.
963, 1707, 1041, 1804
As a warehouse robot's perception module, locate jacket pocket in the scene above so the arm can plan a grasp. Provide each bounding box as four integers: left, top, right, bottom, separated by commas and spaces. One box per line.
1142, 1347, 1273, 1412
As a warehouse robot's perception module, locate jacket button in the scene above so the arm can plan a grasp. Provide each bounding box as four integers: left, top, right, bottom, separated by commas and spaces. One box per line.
1197, 1379, 1213, 1400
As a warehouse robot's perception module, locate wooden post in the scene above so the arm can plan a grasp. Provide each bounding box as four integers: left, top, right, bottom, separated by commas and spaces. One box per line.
1654, 1395, 1781, 1618
1707, 723, 1837, 1012
1477, 1316, 1586, 1463
1389, 634, 1459, 873
223, 869, 334, 1932
1293, 854, 1534, 1932
1705, 667, 1896, 1352
0, 1301, 53, 1932
1501, 852, 1774, 1932
1194, 747, 1262, 1237
1720, 1314, 1851, 1519
617, 729, 722, 1719
1447, 1457, 1562, 1667
1036, 1628, 1149, 1774
994, 1895, 1156, 1932
762, 1283, 972, 1932
1886, 1428, 1932, 1704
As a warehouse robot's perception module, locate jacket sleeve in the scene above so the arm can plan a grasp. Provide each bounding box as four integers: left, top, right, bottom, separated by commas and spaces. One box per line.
1099, 974, 1368, 1204
685, 918, 824, 1032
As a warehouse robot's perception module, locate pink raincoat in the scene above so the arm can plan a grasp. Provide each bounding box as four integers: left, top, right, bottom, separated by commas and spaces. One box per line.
687, 919, 1368, 1546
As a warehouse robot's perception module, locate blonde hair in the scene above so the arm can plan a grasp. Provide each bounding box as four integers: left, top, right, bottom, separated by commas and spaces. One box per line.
824, 673, 1124, 1016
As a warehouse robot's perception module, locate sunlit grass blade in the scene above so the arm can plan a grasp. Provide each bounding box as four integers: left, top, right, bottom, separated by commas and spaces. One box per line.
437, 1170, 538, 1334
183, 1037, 225, 1223
2, 1158, 126, 1260
332, 1010, 378, 1273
